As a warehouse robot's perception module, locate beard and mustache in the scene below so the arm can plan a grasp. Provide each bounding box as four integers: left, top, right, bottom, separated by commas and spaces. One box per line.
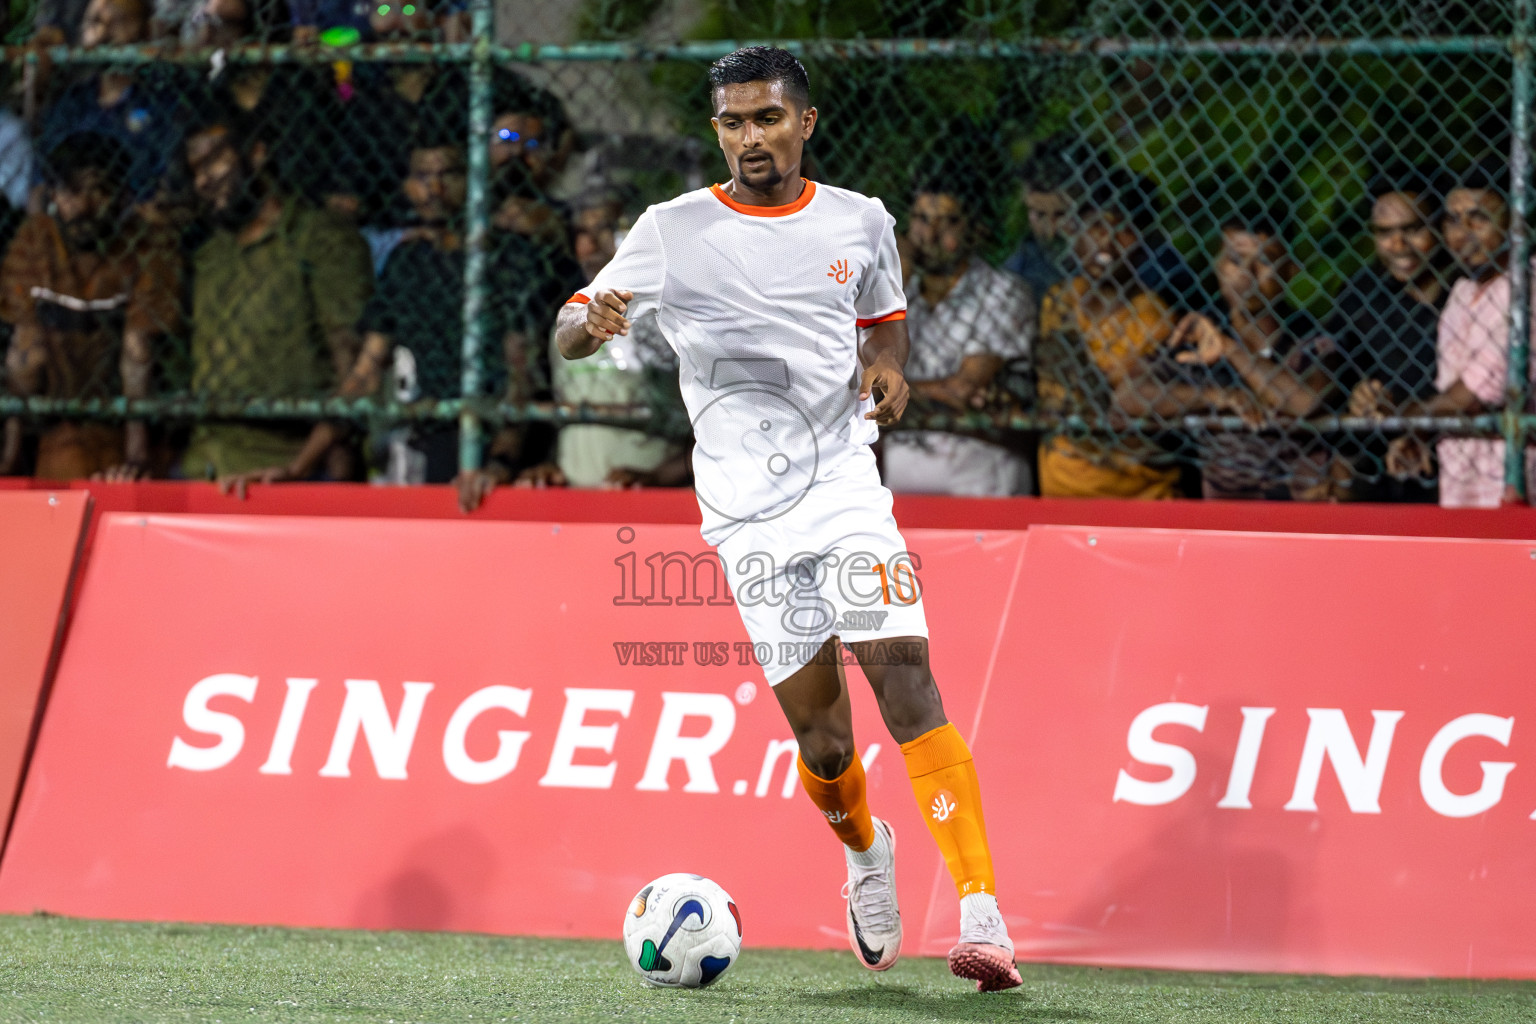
60, 214, 114, 252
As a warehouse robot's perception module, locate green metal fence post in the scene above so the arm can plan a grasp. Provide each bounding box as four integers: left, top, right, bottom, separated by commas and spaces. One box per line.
458, 0, 494, 476
1507, 0, 1533, 500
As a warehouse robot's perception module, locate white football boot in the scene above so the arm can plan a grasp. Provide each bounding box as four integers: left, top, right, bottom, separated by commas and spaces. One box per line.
842, 817, 901, 970
948, 892, 1023, 992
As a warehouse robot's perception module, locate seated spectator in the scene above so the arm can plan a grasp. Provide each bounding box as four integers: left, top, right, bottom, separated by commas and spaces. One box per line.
175, 115, 374, 493
333, 65, 541, 228
36, 0, 185, 209
1034, 180, 1185, 498
457, 190, 687, 511
1006, 144, 1202, 313
357, 130, 578, 486
0, 81, 34, 220
489, 89, 581, 252
0, 133, 180, 479
1132, 191, 1336, 500
368, 0, 468, 44
1002, 145, 1073, 300
30, 0, 84, 43
288, 0, 369, 43
189, 0, 348, 213
1329, 173, 1448, 501
1390, 162, 1535, 508
883, 176, 1034, 496
331, 63, 467, 228
492, 162, 573, 257
490, 100, 575, 200
570, 183, 628, 283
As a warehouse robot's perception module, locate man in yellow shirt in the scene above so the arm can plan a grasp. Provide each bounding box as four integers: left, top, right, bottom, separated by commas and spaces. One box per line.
1035, 178, 1184, 498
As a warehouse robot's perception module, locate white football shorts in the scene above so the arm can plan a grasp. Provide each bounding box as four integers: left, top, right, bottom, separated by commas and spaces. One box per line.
714, 446, 929, 686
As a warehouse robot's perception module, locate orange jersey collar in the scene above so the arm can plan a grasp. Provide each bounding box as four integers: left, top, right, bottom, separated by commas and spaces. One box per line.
710, 179, 817, 217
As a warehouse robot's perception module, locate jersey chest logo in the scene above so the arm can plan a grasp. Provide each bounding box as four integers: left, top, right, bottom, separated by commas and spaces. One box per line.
827, 258, 851, 284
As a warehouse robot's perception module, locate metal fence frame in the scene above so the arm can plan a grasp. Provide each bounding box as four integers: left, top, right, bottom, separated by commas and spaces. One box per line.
3, 10, 1533, 492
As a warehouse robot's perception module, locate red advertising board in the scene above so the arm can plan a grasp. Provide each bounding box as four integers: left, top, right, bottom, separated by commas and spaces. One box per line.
0, 491, 89, 848
4, 515, 1536, 979
966, 526, 1536, 979
0, 514, 1019, 950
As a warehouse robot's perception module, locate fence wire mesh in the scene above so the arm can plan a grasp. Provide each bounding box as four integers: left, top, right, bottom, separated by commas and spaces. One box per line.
0, 0, 1530, 503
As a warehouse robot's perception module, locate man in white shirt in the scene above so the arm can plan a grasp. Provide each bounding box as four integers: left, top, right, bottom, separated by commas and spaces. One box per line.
883, 179, 1034, 495
553, 47, 1020, 993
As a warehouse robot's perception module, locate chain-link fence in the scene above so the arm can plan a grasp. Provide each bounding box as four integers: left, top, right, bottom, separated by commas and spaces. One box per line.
0, 0, 1531, 503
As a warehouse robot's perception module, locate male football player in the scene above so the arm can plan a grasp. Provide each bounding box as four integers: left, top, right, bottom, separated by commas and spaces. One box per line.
553, 46, 1020, 992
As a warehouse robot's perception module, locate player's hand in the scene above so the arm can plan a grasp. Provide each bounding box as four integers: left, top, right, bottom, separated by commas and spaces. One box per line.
860, 357, 910, 425
585, 288, 633, 342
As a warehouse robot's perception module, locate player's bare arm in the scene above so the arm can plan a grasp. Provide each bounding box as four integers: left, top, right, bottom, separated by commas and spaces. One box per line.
859, 318, 912, 424
555, 288, 633, 360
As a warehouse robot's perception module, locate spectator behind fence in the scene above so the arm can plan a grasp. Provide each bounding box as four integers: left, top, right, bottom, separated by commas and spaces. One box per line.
1034, 178, 1183, 498
1006, 145, 1203, 313
1331, 174, 1449, 501
489, 94, 579, 255
192, 0, 344, 210
355, 130, 560, 486
176, 116, 374, 495
0, 133, 179, 479
1131, 184, 1337, 500
490, 99, 575, 200
882, 177, 1034, 496
369, 0, 469, 43
491, 188, 688, 505
333, 65, 547, 229
36, 0, 185, 209
331, 61, 467, 228
0, 79, 34, 220
1400, 162, 1536, 508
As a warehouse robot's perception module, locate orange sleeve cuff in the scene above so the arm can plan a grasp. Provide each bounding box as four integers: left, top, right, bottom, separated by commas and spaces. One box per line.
856, 309, 906, 329
567, 292, 590, 304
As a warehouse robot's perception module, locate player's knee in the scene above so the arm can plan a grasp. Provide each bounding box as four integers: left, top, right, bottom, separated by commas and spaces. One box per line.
874, 666, 946, 740
797, 730, 855, 780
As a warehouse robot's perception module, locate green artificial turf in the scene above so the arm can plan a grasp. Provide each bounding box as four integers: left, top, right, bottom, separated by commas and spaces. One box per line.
2, 914, 1534, 1023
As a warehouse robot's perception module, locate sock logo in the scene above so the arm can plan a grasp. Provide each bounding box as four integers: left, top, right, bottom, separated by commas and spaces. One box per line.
823, 809, 849, 823
931, 790, 957, 822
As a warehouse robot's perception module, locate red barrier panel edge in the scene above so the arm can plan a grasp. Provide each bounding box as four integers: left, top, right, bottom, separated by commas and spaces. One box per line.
4, 477, 1536, 539
0, 492, 90, 851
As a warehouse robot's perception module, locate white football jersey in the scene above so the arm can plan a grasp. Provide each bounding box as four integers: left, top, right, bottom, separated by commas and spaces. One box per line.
574, 180, 906, 543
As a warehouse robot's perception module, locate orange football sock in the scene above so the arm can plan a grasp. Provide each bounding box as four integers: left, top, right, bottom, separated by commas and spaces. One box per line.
901, 722, 996, 898
797, 752, 876, 852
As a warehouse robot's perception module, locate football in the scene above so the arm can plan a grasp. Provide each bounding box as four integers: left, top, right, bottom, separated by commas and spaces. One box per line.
622, 873, 743, 987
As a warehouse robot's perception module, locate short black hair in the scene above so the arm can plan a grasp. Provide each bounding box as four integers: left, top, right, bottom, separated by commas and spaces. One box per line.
1076, 164, 1161, 235
409, 122, 465, 160
1368, 164, 1441, 205
188, 107, 267, 157
1451, 157, 1509, 202
1208, 162, 1293, 238
1017, 136, 1080, 194
43, 132, 130, 192
708, 45, 810, 110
